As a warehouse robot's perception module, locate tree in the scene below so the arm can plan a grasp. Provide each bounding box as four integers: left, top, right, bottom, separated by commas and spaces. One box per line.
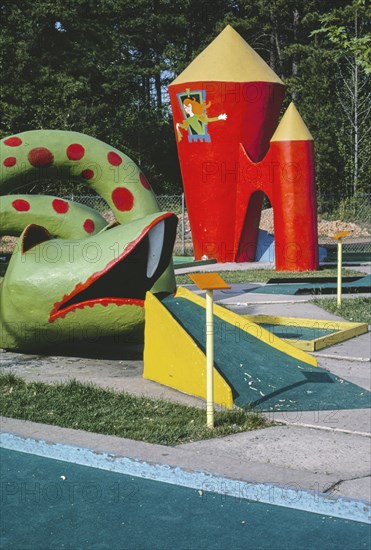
1, 0, 368, 199
0, 0, 184, 193
311, 0, 371, 196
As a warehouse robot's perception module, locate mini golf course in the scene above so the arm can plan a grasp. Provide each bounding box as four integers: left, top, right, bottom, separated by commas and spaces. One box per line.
144, 288, 371, 412
240, 314, 367, 351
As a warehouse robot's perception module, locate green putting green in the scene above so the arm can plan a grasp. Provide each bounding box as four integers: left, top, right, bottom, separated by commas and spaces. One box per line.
162, 296, 371, 412
266, 276, 362, 284
325, 251, 371, 262
173, 256, 217, 268
173, 255, 194, 263
2, 448, 369, 550
247, 275, 371, 295
258, 324, 337, 341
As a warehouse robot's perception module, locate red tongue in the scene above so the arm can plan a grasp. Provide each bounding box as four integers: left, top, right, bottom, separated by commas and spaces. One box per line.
49, 298, 144, 322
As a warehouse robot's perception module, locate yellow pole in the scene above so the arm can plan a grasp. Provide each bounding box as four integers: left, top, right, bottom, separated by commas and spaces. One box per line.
337, 238, 343, 307
188, 273, 230, 429
206, 289, 214, 429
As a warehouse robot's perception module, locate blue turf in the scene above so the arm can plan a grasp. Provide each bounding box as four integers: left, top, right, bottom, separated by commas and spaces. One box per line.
1, 449, 370, 550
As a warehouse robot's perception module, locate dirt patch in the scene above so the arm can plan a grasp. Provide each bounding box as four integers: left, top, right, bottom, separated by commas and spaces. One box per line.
259, 208, 369, 238
317, 219, 369, 238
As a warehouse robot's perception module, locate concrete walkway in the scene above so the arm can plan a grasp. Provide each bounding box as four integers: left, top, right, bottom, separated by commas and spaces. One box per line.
175, 260, 371, 276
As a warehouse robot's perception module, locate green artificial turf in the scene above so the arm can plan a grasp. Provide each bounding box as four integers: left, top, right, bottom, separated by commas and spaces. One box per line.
243, 274, 370, 295
2, 448, 370, 550
175, 268, 364, 285
0, 373, 267, 445
258, 324, 337, 341
162, 295, 371, 412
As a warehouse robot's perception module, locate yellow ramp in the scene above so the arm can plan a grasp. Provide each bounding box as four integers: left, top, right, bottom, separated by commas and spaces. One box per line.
143, 292, 234, 409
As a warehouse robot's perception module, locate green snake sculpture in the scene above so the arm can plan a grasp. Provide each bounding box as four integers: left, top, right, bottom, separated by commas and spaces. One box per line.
0, 130, 177, 352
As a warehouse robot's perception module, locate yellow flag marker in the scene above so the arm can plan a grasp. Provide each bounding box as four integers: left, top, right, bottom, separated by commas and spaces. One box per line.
331, 231, 351, 306
189, 273, 231, 428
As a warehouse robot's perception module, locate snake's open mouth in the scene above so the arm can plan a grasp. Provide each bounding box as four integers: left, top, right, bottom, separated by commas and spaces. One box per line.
49, 213, 177, 322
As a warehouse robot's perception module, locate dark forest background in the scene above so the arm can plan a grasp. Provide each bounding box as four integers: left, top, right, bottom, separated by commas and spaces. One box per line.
1, 0, 369, 208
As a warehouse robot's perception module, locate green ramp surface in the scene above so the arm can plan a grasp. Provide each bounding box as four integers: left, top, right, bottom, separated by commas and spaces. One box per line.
162, 296, 371, 412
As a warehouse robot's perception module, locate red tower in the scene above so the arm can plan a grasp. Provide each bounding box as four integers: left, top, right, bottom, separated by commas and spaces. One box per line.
169, 26, 318, 271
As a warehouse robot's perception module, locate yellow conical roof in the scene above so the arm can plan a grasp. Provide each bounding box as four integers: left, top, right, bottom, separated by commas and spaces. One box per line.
271, 102, 313, 141
170, 25, 284, 85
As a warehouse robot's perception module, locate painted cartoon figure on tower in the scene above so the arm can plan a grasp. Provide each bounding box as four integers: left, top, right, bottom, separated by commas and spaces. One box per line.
176, 89, 227, 143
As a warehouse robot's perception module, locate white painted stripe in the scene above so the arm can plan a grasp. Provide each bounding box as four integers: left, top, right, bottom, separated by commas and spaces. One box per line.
312, 352, 370, 362
1, 432, 370, 524
219, 300, 311, 306
265, 418, 371, 438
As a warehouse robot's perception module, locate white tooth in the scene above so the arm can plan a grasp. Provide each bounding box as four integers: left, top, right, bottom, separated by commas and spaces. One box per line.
147, 220, 164, 278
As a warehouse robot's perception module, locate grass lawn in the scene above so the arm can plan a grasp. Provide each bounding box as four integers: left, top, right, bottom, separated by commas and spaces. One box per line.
0, 373, 267, 445
175, 267, 364, 285
313, 297, 371, 324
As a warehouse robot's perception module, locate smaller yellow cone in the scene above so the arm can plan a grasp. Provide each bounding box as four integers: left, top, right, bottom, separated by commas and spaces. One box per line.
271, 102, 313, 142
